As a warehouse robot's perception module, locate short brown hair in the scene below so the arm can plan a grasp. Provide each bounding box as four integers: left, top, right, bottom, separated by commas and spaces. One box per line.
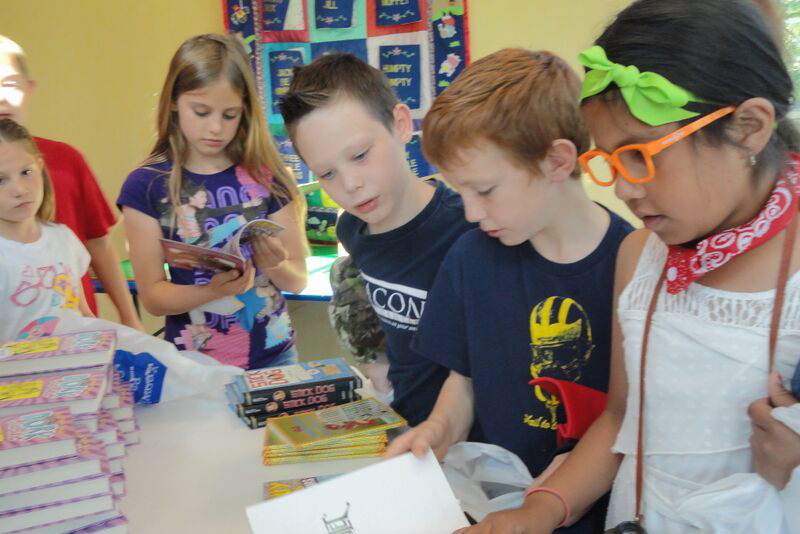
279, 53, 399, 137
423, 48, 589, 178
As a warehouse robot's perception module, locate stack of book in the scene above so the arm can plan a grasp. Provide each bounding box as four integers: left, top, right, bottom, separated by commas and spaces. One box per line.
0, 331, 134, 534
262, 398, 406, 465
225, 358, 363, 429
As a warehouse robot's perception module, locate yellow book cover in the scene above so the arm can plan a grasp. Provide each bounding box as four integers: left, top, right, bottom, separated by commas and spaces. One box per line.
266, 398, 406, 449
262, 449, 384, 465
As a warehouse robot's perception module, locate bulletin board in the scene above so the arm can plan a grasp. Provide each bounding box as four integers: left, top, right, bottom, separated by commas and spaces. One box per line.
223, 0, 470, 244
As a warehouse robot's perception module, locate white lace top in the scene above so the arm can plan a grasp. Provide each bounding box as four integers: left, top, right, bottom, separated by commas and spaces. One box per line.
607, 233, 800, 532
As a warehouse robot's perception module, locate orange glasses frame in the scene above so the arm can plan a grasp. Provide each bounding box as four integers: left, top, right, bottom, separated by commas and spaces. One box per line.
579, 106, 736, 186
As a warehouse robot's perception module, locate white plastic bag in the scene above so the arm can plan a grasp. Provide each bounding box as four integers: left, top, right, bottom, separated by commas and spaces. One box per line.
442, 442, 534, 522
53, 315, 243, 403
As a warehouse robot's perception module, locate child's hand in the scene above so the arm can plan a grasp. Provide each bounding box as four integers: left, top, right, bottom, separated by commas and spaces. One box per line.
384, 417, 450, 461
452, 506, 554, 534
748, 371, 800, 489
208, 263, 255, 297
252, 235, 288, 272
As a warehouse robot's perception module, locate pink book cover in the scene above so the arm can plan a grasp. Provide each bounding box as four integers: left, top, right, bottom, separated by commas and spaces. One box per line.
0, 367, 108, 415
0, 407, 76, 460
94, 410, 119, 446
0, 425, 109, 496
0, 332, 116, 377
0, 492, 114, 534
73, 515, 128, 533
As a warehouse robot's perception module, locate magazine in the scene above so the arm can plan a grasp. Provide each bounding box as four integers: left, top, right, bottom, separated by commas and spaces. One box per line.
160, 219, 284, 273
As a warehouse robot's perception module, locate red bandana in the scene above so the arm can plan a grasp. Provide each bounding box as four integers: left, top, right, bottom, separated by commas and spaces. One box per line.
665, 153, 800, 294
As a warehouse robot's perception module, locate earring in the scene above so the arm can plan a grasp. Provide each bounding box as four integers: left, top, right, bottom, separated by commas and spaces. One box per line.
749, 154, 757, 167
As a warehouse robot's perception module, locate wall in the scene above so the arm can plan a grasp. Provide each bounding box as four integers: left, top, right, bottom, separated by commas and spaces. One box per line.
0, 0, 635, 355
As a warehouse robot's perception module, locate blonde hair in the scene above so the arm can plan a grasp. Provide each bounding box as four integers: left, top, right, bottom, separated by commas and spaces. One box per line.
144, 34, 302, 217
0, 118, 54, 222
423, 48, 588, 178
0, 35, 30, 80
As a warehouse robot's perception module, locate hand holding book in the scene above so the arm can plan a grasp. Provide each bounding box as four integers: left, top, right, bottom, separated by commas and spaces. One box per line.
251, 234, 289, 272
206, 262, 255, 298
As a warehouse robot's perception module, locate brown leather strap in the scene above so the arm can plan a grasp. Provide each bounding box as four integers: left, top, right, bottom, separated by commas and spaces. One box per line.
769, 209, 798, 372
634, 207, 797, 523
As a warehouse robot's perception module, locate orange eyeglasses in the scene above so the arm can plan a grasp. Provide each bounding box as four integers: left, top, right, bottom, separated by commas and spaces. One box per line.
578, 106, 736, 186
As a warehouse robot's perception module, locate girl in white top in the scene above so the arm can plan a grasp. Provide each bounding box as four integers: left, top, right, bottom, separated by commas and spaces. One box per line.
0, 118, 93, 341
456, 1, 800, 533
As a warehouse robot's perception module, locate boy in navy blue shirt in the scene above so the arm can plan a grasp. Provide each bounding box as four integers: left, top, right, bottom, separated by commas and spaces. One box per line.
279, 54, 474, 426
385, 49, 633, 532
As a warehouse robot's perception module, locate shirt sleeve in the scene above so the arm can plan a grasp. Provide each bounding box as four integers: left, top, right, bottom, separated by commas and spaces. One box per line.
410, 239, 471, 377
117, 167, 163, 220
62, 225, 91, 277
69, 148, 117, 240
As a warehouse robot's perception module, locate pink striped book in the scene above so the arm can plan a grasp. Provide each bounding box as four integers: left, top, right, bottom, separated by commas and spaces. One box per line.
0, 331, 116, 377
0, 493, 114, 534
0, 473, 111, 514
17, 509, 120, 534
0, 408, 78, 470
0, 367, 109, 418
0, 426, 108, 496
72, 516, 128, 534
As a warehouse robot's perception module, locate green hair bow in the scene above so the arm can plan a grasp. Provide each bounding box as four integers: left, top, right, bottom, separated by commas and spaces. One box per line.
578, 45, 704, 126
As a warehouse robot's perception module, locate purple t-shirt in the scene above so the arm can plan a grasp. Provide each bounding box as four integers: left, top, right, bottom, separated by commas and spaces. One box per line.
117, 161, 295, 369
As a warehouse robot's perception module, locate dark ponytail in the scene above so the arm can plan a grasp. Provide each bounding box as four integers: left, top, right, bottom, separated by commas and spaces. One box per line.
591, 0, 799, 176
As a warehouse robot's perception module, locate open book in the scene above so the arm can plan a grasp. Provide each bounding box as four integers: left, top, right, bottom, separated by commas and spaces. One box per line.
160, 219, 285, 273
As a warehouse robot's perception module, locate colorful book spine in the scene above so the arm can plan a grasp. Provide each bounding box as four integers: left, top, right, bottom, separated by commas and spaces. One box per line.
235, 359, 362, 405
0, 367, 107, 414
263, 476, 337, 500
0, 407, 77, 468
236, 384, 359, 417
1, 331, 116, 360
266, 398, 406, 449
0, 425, 108, 496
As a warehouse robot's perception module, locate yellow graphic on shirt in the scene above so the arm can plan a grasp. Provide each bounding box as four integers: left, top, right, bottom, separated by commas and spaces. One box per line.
524, 296, 595, 430
53, 273, 80, 310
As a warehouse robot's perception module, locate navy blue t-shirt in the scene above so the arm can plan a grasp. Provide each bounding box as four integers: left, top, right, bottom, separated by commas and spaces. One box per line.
117, 161, 296, 370
412, 207, 632, 531
337, 180, 476, 426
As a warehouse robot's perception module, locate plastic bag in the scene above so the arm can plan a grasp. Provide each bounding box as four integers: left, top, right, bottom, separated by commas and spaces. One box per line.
442, 442, 534, 522
52, 315, 243, 404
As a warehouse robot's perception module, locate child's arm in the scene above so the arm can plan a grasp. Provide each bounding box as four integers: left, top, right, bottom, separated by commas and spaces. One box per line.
749, 371, 800, 489
78, 286, 95, 318
252, 199, 309, 293
384, 370, 474, 461
84, 235, 144, 331
453, 229, 651, 534
122, 207, 255, 316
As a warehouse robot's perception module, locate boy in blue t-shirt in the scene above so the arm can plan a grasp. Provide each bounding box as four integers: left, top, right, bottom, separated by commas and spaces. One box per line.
386, 49, 633, 532
279, 54, 475, 426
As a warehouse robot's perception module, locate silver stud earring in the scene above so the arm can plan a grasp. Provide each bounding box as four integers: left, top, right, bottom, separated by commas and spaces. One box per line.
750, 154, 757, 167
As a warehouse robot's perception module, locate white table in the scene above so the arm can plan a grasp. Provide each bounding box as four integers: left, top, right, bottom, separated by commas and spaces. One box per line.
121, 394, 380, 534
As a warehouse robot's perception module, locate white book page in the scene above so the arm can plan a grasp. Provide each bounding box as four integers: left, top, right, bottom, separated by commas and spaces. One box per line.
246, 450, 469, 534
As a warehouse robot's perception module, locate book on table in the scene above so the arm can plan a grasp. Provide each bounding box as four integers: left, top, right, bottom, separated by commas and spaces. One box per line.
231, 358, 362, 405
0, 493, 115, 534
263, 475, 338, 500
266, 398, 406, 449
0, 473, 111, 514
0, 407, 80, 470
246, 450, 469, 534
0, 331, 116, 377
160, 218, 284, 273
0, 425, 108, 496
18, 509, 122, 534
0, 366, 109, 418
